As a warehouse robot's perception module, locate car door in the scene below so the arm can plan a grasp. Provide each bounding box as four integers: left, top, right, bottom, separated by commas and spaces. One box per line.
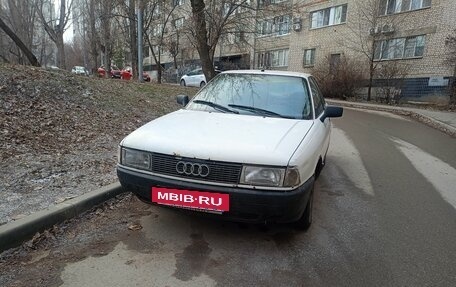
187, 69, 199, 86
308, 77, 331, 160
195, 69, 206, 86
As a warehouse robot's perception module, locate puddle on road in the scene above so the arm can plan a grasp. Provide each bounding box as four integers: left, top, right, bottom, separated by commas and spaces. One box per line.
173, 233, 213, 281
60, 242, 217, 287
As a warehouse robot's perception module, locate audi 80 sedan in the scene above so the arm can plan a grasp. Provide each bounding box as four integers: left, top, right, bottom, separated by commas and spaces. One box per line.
117, 70, 342, 230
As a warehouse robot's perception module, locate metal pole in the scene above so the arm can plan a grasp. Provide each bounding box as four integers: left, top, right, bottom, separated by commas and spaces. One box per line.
137, 0, 143, 82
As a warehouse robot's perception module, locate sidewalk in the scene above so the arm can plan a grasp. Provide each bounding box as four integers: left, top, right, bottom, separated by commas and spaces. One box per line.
326, 99, 456, 137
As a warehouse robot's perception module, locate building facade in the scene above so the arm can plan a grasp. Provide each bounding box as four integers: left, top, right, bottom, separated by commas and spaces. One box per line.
144, 0, 455, 101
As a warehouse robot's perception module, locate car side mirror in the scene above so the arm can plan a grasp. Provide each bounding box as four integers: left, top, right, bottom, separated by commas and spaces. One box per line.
320, 106, 343, 122
176, 95, 189, 106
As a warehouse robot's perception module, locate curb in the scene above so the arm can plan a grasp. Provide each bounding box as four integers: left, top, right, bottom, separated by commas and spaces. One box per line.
0, 182, 125, 253
327, 100, 456, 138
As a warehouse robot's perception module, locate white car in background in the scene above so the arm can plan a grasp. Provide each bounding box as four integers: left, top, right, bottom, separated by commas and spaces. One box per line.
117, 70, 343, 230
180, 68, 220, 87
71, 66, 89, 76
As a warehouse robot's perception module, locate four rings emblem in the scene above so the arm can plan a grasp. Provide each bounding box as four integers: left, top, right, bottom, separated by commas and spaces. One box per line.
176, 161, 210, 177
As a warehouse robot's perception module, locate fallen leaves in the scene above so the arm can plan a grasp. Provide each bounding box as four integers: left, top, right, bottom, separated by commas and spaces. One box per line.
0, 63, 196, 225
127, 223, 143, 231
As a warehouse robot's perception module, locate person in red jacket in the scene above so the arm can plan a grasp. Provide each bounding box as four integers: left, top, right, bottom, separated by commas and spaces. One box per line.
121, 68, 132, 80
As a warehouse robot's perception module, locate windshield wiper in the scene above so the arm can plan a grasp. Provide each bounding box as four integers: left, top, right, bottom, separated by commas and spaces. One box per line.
228, 104, 292, 119
193, 100, 239, 114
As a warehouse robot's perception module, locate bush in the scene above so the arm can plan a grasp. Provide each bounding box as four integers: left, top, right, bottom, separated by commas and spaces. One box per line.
312, 55, 364, 100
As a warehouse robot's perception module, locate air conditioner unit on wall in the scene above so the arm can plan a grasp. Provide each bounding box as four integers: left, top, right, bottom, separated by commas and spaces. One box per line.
369, 26, 382, 36
381, 24, 395, 34
293, 17, 302, 32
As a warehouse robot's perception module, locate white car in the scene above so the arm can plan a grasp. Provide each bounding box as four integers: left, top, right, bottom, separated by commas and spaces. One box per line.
71, 66, 89, 76
180, 68, 220, 87
117, 70, 343, 230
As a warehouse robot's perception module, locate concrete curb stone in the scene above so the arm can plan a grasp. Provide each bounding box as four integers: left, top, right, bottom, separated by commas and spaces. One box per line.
327, 100, 456, 138
0, 182, 125, 253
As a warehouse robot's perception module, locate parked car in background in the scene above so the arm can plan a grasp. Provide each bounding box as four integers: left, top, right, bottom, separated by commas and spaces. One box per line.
142, 72, 151, 82
71, 66, 89, 76
180, 68, 220, 87
117, 70, 343, 230
120, 67, 151, 82
97, 65, 121, 78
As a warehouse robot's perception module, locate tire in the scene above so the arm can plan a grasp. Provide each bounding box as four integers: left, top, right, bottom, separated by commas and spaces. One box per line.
200, 81, 206, 87
180, 79, 186, 86
295, 178, 314, 231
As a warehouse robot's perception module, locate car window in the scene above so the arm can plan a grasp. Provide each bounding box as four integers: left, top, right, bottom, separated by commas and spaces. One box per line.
309, 77, 325, 117
187, 73, 312, 120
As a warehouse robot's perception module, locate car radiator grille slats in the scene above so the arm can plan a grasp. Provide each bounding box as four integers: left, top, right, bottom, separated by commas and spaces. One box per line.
151, 153, 242, 184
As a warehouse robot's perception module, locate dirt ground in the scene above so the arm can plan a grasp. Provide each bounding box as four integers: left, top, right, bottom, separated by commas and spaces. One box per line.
0, 64, 196, 225
0, 193, 153, 287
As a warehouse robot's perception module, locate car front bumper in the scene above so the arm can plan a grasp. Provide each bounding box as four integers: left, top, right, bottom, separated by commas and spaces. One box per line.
117, 166, 314, 224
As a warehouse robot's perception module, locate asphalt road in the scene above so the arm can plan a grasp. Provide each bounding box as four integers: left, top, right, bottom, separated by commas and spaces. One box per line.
1, 108, 456, 287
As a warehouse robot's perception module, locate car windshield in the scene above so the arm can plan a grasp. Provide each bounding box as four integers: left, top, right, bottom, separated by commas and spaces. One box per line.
186, 73, 312, 120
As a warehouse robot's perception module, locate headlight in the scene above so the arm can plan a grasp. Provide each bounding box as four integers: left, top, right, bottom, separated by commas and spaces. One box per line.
240, 166, 285, 187
121, 148, 151, 170
283, 167, 301, 187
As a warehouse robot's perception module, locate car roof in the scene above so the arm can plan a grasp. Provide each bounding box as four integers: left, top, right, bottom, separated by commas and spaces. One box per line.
222, 69, 311, 79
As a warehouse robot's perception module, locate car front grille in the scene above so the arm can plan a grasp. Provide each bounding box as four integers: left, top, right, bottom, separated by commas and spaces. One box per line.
151, 153, 242, 184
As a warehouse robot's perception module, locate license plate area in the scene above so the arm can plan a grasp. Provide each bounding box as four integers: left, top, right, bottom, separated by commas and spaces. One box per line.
151, 187, 229, 213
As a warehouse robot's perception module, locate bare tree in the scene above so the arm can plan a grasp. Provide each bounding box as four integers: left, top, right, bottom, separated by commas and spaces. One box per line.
0, 16, 40, 66
37, 0, 73, 69
115, 0, 138, 78
85, 0, 101, 73
143, 0, 177, 83
0, 0, 41, 65
446, 30, 456, 104
312, 54, 364, 100
342, 0, 410, 101
99, 0, 114, 77
187, 0, 256, 81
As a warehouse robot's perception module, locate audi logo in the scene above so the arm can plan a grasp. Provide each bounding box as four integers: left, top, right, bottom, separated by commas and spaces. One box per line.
176, 161, 210, 177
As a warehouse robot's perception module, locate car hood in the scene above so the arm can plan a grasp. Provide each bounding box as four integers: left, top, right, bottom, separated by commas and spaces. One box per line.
121, 109, 313, 166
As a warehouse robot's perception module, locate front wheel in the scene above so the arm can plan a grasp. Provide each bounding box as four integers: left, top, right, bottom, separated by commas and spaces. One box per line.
295, 179, 314, 230
180, 79, 186, 86
200, 81, 206, 87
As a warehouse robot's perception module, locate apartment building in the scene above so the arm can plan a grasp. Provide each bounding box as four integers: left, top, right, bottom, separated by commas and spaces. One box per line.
287, 0, 456, 100
145, 0, 455, 100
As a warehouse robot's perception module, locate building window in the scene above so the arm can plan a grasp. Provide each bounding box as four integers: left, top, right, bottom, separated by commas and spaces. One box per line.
374, 35, 425, 60
310, 4, 347, 29
152, 24, 163, 37
173, 0, 185, 6
379, 0, 431, 15
227, 29, 245, 44
275, 15, 291, 35
174, 17, 184, 29
258, 0, 288, 8
303, 49, 316, 66
257, 15, 291, 36
256, 49, 289, 68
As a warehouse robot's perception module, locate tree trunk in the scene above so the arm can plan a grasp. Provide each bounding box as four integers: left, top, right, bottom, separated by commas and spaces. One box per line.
190, 0, 216, 81
0, 16, 40, 66
129, 0, 138, 79
56, 36, 66, 69
452, 64, 456, 104
88, 0, 99, 73
367, 59, 374, 102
